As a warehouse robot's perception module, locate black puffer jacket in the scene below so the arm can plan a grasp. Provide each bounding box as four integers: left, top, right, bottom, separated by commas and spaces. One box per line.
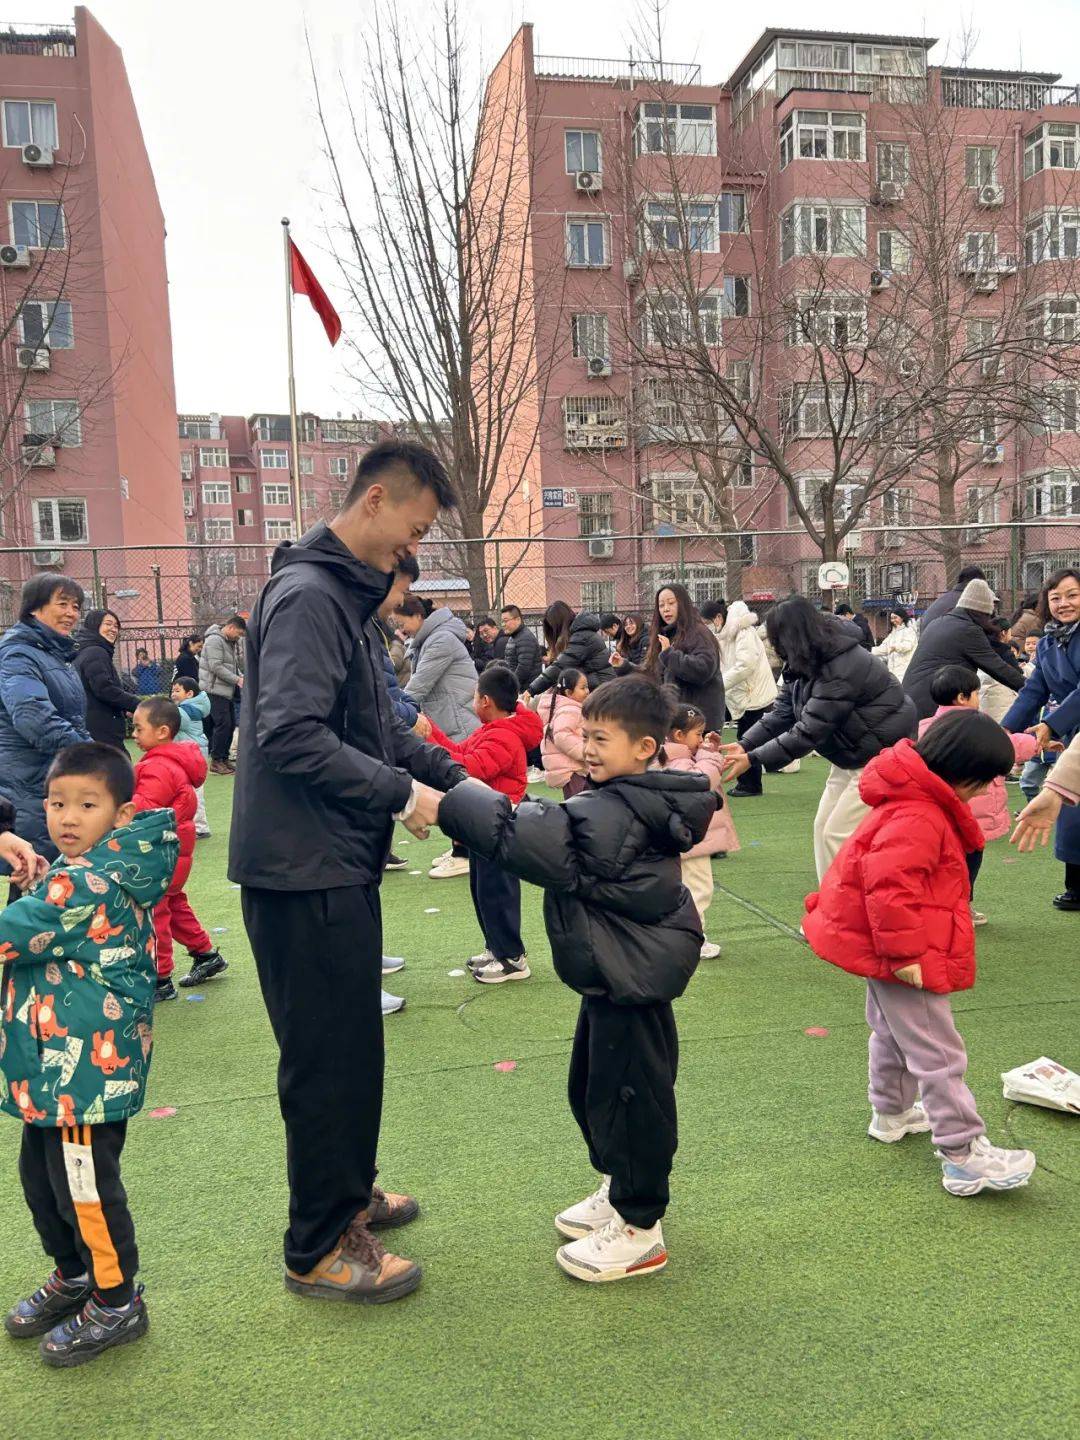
528, 612, 612, 696
622, 628, 649, 666
72, 632, 140, 749
657, 623, 725, 730
503, 623, 541, 689
439, 770, 717, 1003
903, 609, 1024, 720
741, 622, 916, 770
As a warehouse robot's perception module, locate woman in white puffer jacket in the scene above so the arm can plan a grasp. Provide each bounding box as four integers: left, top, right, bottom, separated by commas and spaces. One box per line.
871, 605, 919, 681
711, 600, 778, 797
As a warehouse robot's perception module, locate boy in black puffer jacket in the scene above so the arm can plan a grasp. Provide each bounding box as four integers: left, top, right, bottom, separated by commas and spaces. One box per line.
436, 677, 716, 1284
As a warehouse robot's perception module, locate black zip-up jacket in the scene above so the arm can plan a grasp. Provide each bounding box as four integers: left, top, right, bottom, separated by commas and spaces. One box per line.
228, 523, 467, 890
439, 769, 717, 1004
902, 609, 1024, 720
657, 622, 725, 730
503, 624, 541, 689
528, 612, 612, 695
72, 632, 140, 749
741, 622, 916, 770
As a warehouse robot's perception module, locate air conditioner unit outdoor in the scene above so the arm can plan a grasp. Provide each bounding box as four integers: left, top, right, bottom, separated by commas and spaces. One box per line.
973, 275, 998, 294
977, 183, 1004, 208
884, 532, 905, 549
31, 548, 63, 566
587, 356, 612, 378
22, 441, 56, 467
575, 170, 602, 193
982, 442, 1004, 464
0, 244, 30, 268
587, 536, 614, 559
994, 252, 1018, 274
899, 354, 918, 377
876, 180, 904, 204
21, 142, 54, 168
622, 256, 639, 282
16, 346, 49, 371
870, 269, 890, 292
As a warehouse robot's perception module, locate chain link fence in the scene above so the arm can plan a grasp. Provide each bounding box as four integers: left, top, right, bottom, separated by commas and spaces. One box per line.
1, 521, 1078, 671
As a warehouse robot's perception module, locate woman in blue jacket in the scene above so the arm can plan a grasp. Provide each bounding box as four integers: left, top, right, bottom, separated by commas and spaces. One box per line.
0, 575, 91, 858
1002, 567, 1080, 910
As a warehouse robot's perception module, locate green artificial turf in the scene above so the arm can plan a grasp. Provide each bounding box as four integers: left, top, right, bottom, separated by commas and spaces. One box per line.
0, 762, 1076, 1439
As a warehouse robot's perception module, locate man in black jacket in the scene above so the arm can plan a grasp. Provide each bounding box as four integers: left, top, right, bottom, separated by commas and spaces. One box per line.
903, 578, 1023, 719
470, 616, 499, 674
229, 441, 467, 1305
918, 565, 985, 634
500, 604, 541, 691
835, 603, 873, 650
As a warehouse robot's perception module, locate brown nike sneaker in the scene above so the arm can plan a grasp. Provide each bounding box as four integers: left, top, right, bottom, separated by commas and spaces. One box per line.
357, 1185, 420, 1230
284, 1218, 421, 1304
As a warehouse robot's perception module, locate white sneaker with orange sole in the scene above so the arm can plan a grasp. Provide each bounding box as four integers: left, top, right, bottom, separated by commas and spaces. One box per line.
556, 1214, 667, 1283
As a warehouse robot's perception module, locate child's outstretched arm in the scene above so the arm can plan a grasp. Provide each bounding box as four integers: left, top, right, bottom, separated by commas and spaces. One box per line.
438, 782, 579, 892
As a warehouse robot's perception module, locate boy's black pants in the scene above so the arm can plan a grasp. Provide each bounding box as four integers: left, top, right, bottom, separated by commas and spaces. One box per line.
734, 707, 769, 793
242, 883, 385, 1276
19, 1121, 137, 1306
568, 993, 679, 1228
468, 853, 524, 959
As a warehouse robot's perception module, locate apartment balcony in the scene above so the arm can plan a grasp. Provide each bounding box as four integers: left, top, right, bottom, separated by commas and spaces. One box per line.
534, 54, 701, 86
776, 69, 926, 106
942, 74, 1080, 111
0, 22, 76, 59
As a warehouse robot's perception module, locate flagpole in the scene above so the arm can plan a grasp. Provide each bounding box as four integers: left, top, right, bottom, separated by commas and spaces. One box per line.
281, 217, 303, 540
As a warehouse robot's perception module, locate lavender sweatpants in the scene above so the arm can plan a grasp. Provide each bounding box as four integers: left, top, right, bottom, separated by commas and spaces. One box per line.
865, 979, 985, 1152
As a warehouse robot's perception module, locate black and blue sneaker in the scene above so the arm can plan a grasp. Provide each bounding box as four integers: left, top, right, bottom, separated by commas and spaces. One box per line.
40, 1287, 149, 1368
4, 1269, 91, 1339
178, 950, 227, 988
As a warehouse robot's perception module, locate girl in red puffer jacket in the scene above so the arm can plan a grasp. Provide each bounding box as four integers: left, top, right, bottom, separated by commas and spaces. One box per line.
803, 711, 1037, 1198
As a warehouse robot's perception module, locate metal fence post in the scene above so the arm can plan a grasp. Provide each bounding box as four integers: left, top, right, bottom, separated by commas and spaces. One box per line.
151, 563, 166, 665
493, 538, 503, 608
677, 534, 685, 583
91, 547, 102, 608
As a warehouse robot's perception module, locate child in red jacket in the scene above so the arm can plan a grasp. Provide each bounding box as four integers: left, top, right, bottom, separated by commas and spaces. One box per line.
424, 665, 543, 984
132, 699, 226, 1003
803, 711, 1037, 1197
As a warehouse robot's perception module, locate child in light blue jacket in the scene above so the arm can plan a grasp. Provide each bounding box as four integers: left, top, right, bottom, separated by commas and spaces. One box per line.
171, 676, 211, 837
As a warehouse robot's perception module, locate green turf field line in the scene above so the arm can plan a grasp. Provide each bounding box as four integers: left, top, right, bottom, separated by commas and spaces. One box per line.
712, 879, 805, 939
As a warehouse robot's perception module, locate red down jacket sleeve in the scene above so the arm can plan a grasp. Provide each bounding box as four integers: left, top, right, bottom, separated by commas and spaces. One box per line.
857, 811, 945, 966
423, 720, 510, 786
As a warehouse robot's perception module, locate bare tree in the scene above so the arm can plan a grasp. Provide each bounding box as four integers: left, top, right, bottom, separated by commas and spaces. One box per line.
310, 0, 567, 612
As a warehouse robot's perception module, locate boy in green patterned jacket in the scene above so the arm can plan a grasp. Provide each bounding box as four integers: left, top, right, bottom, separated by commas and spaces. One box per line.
0, 742, 177, 1367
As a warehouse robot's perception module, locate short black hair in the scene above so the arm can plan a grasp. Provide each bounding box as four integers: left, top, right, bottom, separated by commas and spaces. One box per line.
598, 612, 621, 630
18, 574, 84, 623
834, 603, 854, 616
172, 675, 199, 696
136, 648, 150, 660
700, 599, 727, 623
47, 741, 134, 806
224, 614, 247, 632
956, 565, 986, 585
394, 595, 426, 619
137, 696, 181, 738
476, 664, 518, 714
581, 676, 672, 751
345, 440, 457, 511
477, 615, 497, 629
929, 665, 980, 707
501, 604, 522, 620
394, 553, 420, 582
915, 709, 1015, 785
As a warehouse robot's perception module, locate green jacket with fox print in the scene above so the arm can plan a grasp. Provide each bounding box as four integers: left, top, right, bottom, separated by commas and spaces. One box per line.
0, 809, 178, 1127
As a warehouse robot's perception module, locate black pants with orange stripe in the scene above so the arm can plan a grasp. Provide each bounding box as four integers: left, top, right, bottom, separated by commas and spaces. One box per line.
19, 1121, 136, 1307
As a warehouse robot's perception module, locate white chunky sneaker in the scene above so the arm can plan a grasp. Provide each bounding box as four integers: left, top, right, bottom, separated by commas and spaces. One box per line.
526, 766, 546, 785
554, 1176, 615, 1239
429, 855, 470, 879
868, 1101, 931, 1143
938, 1135, 1036, 1197
473, 956, 530, 985
380, 990, 406, 1017
556, 1214, 667, 1283
970, 906, 988, 927
381, 955, 406, 976
699, 940, 722, 959
467, 949, 494, 973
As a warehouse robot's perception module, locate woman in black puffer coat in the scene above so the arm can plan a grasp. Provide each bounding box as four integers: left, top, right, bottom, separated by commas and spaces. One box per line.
617, 612, 649, 667
724, 596, 916, 883
525, 602, 612, 697
614, 583, 725, 729
72, 609, 141, 750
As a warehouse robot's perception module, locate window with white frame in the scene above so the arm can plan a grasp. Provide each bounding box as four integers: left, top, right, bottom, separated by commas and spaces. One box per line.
302, 489, 318, 512
641, 293, 720, 347
20, 299, 73, 349
180, 453, 193, 479
966, 316, 996, 368
329, 488, 345, 509
566, 216, 608, 267
882, 486, 914, 526
1042, 384, 1079, 432
876, 142, 909, 184
641, 564, 727, 609
236, 508, 255, 528
722, 276, 750, 317
1027, 472, 1080, 517
635, 103, 715, 156
961, 232, 999, 271
26, 398, 79, 444
260, 448, 290, 469
262, 483, 292, 506
299, 455, 314, 475
781, 204, 866, 261
572, 312, 610, 360
783, 384, 849, 437
182, 486, 195, 517
1026, 298, 1079, 342
328, 455, 350, 477
265, 519, 296, 541
185, 523, 198, 544
965, 485, 999, 527
203, 518, 233, 541
638, 377, 712, 440
728, 359, 751, 403
178, 417, 219, 439
581, 580, 616, 613
1025, 210, 1080, 265
1024, 122, 1079, 178
779, 109, 864, 168
787, 294, 867, 347
565, 129, 601, 173
642, 200, 717, 252
9, 200, 64, 249
877, 228, 911, 272
578, 491, 615, 537
2, 99, 58, 149
198, 446, 228, 468
33, 497, 86, 544
644, 473, 717, 529
717, 192, 748, 233
563, 394, 625, 438
234, 473, 252, 493
788, 474, 864, 523
878, 396, 919, 445
201, 482, 230, 505
965, 146, 997, 188
209, 550, 236, 578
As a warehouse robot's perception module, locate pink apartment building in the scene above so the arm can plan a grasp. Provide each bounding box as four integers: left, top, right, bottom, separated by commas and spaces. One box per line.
479, 25, 1080, 616
0, 9, 184, 622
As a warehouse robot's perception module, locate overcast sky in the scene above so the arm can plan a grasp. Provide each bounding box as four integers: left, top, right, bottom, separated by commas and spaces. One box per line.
7, 0, 1077, 417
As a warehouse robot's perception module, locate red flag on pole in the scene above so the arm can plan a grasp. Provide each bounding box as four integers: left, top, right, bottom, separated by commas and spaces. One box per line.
288, 239, 341, 346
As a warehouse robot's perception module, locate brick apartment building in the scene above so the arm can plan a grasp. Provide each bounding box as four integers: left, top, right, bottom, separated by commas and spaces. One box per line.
474, 25, 1080, 616
0, 9, 184, 622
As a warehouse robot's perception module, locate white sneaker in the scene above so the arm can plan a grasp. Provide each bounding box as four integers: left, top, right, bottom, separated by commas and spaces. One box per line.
868, 1101, 931, 1143
555, 1175, 615, 1238
778, 759, 801, 774
556, 1214, 667, 1283
429, 856, 470, 879
382, 955, 405, 975
938, 1134, 1036, 1196
699, 940, 722, 959
380, 989, 406, 1016
473, 956, 530, 985
467, 949, 494, 972
970, 906, 988, 927
526, 766, 546, 785
431, 849, 452, 866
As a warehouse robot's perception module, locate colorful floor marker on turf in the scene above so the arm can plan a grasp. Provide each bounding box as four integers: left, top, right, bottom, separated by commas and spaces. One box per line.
149, 1107, 177, 1119
212, 927, 227, 933
186, 994, 205, 1002
493, 1060, 517, 1072
448, 968, 466, 977
411, 870, 422, 875
424, 907, 440, 914
804, 1026, 830, 1038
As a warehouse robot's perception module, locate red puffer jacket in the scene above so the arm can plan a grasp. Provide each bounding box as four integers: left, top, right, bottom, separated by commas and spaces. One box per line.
803, 739, 984, 994
132, 740, 207, 889
426, 706, 544, 803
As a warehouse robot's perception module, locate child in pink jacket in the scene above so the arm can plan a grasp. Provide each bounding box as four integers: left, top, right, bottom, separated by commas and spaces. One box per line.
658, 703, 740, 958
919, 665, 1041, 924
536, 668, 589, 797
